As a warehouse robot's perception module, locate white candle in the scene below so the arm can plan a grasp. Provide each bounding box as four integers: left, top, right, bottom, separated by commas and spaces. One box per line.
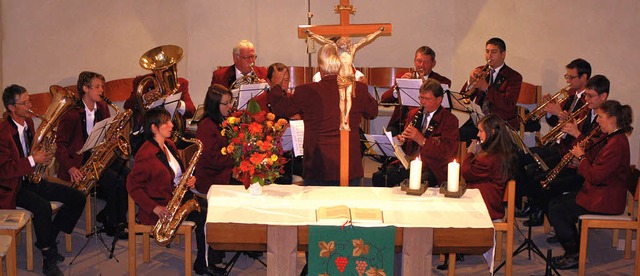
409, 156, 422, 190
447, 159, 460, 192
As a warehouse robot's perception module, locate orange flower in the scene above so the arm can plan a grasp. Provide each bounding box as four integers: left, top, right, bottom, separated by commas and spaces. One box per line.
266, 113, 276, 121
248, 122, 263, 135
259, 141, 272, 151
239, 160, 254, 174
249, 152, 265, 165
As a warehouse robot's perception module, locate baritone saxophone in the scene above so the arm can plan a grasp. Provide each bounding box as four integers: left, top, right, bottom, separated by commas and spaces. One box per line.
151, 134, 202, 246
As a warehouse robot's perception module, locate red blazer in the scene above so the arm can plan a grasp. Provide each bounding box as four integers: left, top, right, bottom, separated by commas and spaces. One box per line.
267, 75, 378, 181
124, 76, 195, 130
576, 132, 629, 215
461, 64, 522, 128
402, 106, 459, 185
211, 65, 268, 88
380, 71, 451, 131
462, 152, 506, 220
55, 101, 110, 181
194, 118, 234, 193
126, 139, 183, 225
0, 117, 36, 209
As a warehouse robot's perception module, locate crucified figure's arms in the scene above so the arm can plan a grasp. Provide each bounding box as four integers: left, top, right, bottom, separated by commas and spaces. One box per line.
351, 26, 385, 53
305, 29, 336, 46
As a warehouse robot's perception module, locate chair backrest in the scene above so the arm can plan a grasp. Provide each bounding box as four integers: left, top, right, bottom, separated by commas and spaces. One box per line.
501, 180, 516, 222
288, 66, 310, 87
29, 91, 53, 116
517, 82, 542, 139
367, 67, 411, 88
456, 141, 467, 164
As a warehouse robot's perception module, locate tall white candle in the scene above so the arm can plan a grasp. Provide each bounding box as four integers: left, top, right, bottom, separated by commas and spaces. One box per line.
409, 156, 422, 190
447, 159, 460, 192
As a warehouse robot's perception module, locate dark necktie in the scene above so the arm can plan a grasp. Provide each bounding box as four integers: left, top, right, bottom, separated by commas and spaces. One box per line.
568, 94, 581, 113
421, 113, 430, 133
22, 127, 30, 157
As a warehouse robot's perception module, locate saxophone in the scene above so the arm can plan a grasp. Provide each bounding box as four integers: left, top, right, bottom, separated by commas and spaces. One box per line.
540, 125, 600, 189
28, 85, 78, 183
71, 96, 133, 195
539, 104, 589, 146
151, 134, 202, 246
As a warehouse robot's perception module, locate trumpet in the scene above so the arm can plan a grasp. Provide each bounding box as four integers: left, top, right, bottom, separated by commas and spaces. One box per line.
539, 104, 589, 146
520, 84, 570, 123
461, 61, 491, 98
410, 67, 424, 79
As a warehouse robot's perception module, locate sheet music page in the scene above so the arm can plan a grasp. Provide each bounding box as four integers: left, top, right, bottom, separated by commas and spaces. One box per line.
237, 83, 268, 110
364, 134, 395, 157
77, 116, 115, 154
384, 128, 409, 169
395, 78, 422, 107
289, 120, 305, 157
164, 92, 182, 117
441, 84, 451, 108
281, 126, 293, 152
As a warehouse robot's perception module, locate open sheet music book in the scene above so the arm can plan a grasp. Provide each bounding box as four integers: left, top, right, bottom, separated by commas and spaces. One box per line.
316, 205, 383, 224
77, 116, 116, 154
0, 212, 26, 224
363, 134, 395, 157
396, 78, 421, 107
237, 83, 269, 110
449, 91, 484, 125
288, 120, 304, 157
383, 128, 410, 169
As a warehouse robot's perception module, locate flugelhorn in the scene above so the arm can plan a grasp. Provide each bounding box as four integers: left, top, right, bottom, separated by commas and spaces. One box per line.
461, 61, 491, 98
539, 104, 589, 146
520, 84, 570, 123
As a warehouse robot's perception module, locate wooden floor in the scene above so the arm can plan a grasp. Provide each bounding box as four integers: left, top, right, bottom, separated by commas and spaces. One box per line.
9, 157, 637, 275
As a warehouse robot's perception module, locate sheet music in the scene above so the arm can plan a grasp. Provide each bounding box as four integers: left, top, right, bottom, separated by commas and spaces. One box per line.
383, 128, 409, 169
395, 78, 422, 107
281, 126, 293, 152
77, 116, 115, 154
164, 92, 182, 117
237, 83, 268, 110
363, 134, 395, 157
289, 120, 305, 157
441, 84, 451, 108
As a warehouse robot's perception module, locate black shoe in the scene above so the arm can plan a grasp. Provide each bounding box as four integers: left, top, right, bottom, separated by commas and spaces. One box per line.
515, 205, 532, 218
546, 235, 559, 244
50, 245, 65, 263
96, 209, 107, 225
42, 249, 64, 276
194, 264, 226, 276
523, 210, 544, 227
436, 254, 464, 270
552, 253, 579, 270
105, 223, 129, 240
300, 263, 308, 276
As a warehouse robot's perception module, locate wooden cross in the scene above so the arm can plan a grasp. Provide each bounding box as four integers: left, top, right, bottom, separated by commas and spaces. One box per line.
298, 0, 392, 187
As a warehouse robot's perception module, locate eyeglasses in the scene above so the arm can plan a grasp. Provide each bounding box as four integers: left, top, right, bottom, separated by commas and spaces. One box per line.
236, 54, 257, 61
13, 100, 31, 106
564, 74, 580, 80
418, 96, 436, 102
220, 100, 235, 106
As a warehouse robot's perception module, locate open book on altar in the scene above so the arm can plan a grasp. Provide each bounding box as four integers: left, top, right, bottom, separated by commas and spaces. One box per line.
316, 205, 384, 224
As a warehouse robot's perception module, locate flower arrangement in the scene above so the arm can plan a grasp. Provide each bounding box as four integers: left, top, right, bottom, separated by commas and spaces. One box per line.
221, 99, 289, 189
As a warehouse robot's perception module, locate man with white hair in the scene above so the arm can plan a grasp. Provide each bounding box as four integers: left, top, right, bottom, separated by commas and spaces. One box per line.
211, 39, 268, 88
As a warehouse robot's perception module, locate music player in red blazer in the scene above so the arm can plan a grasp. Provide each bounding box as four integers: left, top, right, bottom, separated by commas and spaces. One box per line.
0, 115, 36, 209
211, 40, 268, 88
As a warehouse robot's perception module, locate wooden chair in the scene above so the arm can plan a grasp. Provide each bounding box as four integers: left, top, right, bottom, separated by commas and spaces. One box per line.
578, 167, 640, 276
0, 210, 34, 275
127, 196, 195, 276
0, 235, 11, 276
517, 82, 542, 140
366, 67, 411, 100
288, 66, 311, 87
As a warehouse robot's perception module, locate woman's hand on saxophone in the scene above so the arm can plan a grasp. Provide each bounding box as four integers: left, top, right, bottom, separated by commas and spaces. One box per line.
68, 167, 83, 183
153, 206, 169, 220
185, 176, 196, 189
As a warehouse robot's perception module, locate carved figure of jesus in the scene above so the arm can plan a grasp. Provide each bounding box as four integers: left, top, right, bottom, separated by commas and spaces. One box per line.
306, 26, 385, 131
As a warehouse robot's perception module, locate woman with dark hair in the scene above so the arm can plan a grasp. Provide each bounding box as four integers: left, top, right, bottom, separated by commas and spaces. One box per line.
549, 100, 633, 270
194, 84, 235, 194
461, 114, 518, 220
127, 108, 224, 275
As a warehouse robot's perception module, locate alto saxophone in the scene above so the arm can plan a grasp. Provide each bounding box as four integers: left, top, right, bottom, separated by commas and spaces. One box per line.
540, 125, 600, 189
152, 134, 202, 246
28, 85, 78, 183
71, 96, 132, 195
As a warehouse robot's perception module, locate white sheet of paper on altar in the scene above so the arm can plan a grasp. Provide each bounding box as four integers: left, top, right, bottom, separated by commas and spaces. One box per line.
288, 120, 304, 157
237, 83, 268, 110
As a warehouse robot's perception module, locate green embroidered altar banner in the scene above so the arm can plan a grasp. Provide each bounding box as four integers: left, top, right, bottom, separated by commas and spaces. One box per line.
309, 225, 396, 276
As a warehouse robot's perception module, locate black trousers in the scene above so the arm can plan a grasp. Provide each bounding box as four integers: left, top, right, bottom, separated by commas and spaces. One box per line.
16, 180, 86, 250
547, 192, 602, 253
96, 158, 129, 227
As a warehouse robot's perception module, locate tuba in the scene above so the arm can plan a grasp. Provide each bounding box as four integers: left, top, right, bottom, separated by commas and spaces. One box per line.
151, 133, 202, 246
71, 96, 132, 195
541, 126, 600, 189
520, 84, 571, 123
136, 45, 185, 141
539, 104, 589, 146
28, 85, 78, 183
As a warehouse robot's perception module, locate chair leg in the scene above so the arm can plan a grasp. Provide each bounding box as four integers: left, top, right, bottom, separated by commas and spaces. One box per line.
65, 234, 72, 253
26, 220, 33, 271
143, 233, 150, 263
624, 228, 633, 259
613, 229, 619, 247
505, 228, 514, 276
578, 221, 589, 276
495, 231, 503, 261
185, 230, 192, 276
85, 197, 92, 236
0, 256, 4, 276
6, 234, 16, 276
447, 252, 456, 276
128, 229, 136, 276
543, 215, 551, 234
635, 226, 640, 276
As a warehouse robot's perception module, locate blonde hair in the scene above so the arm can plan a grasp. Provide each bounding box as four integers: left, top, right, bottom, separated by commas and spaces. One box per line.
318, 44, 340, 75
233, 40, 255, 56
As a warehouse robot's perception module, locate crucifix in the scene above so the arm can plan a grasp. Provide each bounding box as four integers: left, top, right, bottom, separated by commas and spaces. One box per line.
298, 0, 392, 186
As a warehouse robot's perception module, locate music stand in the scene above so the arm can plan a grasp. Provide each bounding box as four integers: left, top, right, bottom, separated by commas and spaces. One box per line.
363, 134, 396, 187
395, 78, 421, 108
223, 251, 267, 275
236, 83, 268, 110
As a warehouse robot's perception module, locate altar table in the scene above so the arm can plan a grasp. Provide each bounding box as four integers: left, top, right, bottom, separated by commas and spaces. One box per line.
206, 185, 494, 275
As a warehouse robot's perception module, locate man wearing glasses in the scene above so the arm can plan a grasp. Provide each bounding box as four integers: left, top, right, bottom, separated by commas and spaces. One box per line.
211, 39, 268, 88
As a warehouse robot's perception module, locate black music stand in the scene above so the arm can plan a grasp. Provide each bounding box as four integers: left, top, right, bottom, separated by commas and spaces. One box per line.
493, 213, 560, 275
223, 251, 267, 275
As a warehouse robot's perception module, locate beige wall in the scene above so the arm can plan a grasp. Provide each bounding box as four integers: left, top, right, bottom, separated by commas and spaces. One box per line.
2, 0, 639, 164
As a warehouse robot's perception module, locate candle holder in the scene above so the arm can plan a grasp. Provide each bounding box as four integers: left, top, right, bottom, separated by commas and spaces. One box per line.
400, 180, 428, 196
439, 182, 467, 198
